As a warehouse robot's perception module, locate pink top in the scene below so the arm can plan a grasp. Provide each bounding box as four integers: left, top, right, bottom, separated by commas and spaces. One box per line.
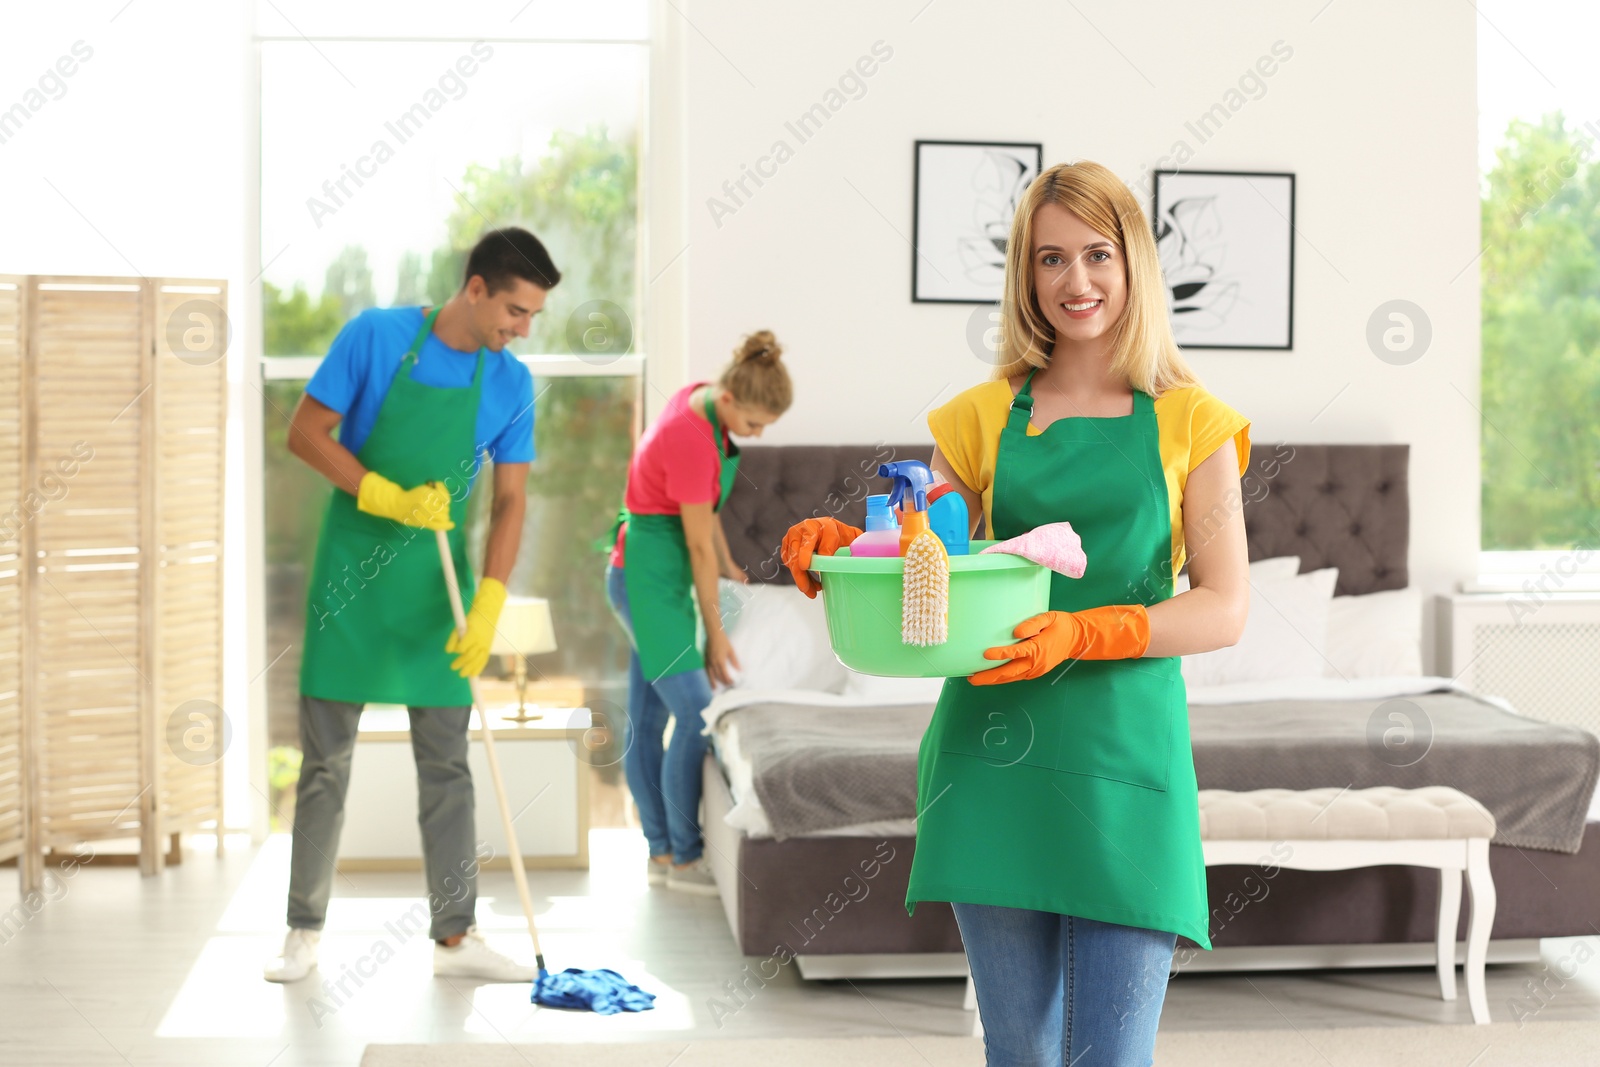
609, 381, 728, 567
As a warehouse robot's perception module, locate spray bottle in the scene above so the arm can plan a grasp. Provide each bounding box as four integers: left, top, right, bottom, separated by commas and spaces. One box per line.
878, 461, 937, 555
879, 462, 969, 556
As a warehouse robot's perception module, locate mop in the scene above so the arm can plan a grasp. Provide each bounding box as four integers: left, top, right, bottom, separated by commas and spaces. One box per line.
434, 531, 655, 1015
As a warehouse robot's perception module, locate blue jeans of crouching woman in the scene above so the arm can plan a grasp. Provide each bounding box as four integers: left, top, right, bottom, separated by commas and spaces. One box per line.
604, 563, 714, 866
953, 902, 1178, 1067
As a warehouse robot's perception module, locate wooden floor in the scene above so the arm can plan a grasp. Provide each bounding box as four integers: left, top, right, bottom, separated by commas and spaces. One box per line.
3, 830, 1598, 1066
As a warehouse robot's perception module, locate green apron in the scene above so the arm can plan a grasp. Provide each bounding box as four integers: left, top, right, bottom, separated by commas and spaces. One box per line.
299, 307, 483, 708
614, 386, 740, 680
905, 369, 1212, 949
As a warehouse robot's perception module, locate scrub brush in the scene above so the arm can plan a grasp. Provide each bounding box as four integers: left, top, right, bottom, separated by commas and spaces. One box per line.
901, 506, 949, 646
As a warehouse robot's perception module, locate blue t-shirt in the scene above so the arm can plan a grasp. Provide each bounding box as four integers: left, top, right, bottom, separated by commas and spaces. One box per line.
306, 307, 536, 487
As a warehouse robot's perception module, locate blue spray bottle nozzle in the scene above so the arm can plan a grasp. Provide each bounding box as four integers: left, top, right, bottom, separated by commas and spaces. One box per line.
881, 459, 968, 555
878, 460, 935, 514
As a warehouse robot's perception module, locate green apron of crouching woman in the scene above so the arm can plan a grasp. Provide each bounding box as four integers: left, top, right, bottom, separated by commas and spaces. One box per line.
906, 369, 1212, 950
606, 386, 740, 868
614, 387, 741, 681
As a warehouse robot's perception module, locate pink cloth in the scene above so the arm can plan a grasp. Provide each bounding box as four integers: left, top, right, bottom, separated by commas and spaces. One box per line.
980, 522, 1087, 578
610, 381, 727, 567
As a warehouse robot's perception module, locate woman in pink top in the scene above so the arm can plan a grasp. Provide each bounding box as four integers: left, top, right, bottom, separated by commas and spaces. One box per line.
606, 331, 793, 894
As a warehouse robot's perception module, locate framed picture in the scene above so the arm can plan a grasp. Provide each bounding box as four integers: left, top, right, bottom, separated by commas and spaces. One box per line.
1152, 170, 1295, 349
912, 140, 1043, 303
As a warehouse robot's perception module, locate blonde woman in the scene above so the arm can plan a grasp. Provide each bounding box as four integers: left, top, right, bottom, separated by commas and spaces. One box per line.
785, 163, 1251, 1064
607, 332, 793, 894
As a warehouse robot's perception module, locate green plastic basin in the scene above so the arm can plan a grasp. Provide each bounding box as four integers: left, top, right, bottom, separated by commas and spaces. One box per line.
809, 539, 1052, 678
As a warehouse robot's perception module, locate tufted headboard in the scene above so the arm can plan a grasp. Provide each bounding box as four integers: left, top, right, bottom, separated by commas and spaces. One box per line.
722, 442, 1409, 597
1239, 443, 1409, 596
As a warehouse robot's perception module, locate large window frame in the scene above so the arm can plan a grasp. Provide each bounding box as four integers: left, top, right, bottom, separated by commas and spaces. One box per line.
1474, 12, 1600, 592
1469, 549, 1600, 593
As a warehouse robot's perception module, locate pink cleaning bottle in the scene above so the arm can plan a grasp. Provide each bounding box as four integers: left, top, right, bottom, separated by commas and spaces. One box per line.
848, 494, 903, 556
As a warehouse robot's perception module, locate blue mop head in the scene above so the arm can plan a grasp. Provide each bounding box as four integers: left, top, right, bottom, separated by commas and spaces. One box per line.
531, 966, 657, 1015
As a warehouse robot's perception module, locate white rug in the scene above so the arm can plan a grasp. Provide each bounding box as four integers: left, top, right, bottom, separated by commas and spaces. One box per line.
361, 1020, 1600, 1066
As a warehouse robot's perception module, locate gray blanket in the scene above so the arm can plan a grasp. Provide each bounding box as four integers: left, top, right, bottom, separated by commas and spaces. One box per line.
736, 703, 935, 842
730, 688, 1600, 852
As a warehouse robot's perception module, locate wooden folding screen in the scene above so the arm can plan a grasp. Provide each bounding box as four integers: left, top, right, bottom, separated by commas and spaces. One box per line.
149, 282, 229, 869
3, 276, 227, 893
0, 278, 23, 882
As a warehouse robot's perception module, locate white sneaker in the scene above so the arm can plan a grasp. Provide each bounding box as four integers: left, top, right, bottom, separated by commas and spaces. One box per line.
647, 856, 670, 886
666, 857, 718, 896
432, 925, 537, 982
263, 928, 320, 983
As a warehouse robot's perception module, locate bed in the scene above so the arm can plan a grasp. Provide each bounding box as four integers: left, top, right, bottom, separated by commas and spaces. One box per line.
702, 442, 1600, 979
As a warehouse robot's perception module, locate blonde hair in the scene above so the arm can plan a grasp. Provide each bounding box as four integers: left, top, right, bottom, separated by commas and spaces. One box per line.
718, 330, 793, 414
994, 160, 1199, 397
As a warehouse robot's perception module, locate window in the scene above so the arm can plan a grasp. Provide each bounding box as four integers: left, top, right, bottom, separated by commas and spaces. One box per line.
1477, 2, 1600, 585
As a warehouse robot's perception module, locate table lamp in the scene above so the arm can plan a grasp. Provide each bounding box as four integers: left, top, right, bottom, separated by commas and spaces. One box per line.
490, 595, 557, 723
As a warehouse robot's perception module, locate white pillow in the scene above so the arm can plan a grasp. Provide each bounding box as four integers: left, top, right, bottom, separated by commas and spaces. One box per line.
1322, 586, 1423, 679
721, 581, 848, 693
1181, 566, 1338, 687
841, 670, 947, 704
1174, 555, 1300, 593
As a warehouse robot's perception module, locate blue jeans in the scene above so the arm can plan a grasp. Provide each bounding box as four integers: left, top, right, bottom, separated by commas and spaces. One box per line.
605, 564, 713, 865
953, 902, 1177, 1067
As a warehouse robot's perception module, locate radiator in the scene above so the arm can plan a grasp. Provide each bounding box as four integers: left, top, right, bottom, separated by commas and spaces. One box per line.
1445, 594, 1600, 738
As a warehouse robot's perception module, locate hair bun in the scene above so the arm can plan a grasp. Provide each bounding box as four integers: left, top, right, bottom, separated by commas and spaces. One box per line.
737, 330, 782, 364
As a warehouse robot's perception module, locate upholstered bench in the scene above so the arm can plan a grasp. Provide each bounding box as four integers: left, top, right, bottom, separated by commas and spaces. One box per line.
1199, 785, 1498, 1024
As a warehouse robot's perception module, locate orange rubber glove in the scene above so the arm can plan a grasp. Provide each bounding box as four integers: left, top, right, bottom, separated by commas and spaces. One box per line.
781, 517, 864, 598
969, 604, 1151, 686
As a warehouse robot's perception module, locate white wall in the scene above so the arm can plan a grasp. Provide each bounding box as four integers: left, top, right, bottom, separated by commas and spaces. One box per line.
678, 0, 1481, 652
0, 4, 249, 281
1, 1, 258, 829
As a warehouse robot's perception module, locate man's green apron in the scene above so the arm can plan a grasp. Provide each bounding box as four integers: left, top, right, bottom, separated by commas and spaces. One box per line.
299, 307, 483, 708
906, 369, 1213, 950
614, 386, 740, 680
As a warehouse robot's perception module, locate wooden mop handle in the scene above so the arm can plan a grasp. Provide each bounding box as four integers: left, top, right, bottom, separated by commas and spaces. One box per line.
434, 530, 545, 966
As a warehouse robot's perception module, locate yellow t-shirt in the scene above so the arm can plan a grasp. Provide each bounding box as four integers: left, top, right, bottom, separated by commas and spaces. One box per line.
927, 379, 1251, 580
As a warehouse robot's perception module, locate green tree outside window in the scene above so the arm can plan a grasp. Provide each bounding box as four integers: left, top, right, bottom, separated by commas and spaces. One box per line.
1481, 112, 1600, 550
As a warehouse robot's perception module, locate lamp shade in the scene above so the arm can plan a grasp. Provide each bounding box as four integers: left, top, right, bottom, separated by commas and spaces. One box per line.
490, 595, 557, 656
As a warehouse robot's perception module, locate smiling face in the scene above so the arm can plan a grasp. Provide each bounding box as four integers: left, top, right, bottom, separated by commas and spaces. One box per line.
715, 389, 780, 438
1029, 201, 1127, 348
464, 274, 547, 352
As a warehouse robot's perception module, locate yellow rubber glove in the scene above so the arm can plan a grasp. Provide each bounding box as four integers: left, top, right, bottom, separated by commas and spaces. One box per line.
446, 577, 506, 678
356, 471, 454, 531
969, 604, 1151, 686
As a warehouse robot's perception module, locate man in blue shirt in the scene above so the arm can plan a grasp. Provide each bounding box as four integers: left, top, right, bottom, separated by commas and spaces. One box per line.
265, 228, 559, 985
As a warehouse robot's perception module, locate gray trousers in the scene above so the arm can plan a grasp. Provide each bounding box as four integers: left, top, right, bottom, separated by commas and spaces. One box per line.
287, 694, 477, 940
